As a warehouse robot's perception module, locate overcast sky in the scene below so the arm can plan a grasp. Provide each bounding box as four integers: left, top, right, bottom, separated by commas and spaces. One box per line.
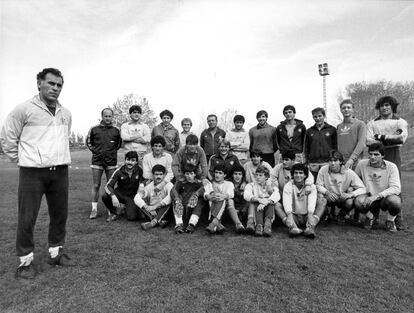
1, 0, 413, 135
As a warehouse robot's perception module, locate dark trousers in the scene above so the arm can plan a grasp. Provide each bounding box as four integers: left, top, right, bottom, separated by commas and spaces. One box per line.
102, 190, 142, 220
261, 153, 275, 167
254, 203, 275, 225
17, 166, 68, 256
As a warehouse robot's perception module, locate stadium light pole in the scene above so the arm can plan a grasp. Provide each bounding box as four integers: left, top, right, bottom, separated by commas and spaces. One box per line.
318, 63, 329, 114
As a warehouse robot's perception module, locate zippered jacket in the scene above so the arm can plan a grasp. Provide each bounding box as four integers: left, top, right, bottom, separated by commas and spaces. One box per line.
87, 122, 122, 167
275, 119, 306, 155
200, 127, 226, 157
0, 95, 72, 167
305, 123, 337, 163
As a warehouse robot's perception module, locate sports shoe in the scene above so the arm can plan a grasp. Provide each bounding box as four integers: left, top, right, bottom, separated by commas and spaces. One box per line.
186, 223, 195, 234
159, 220, 169, 228
288, 226, 303, 237
89, 209, 98, 219
235, 223, 245, 234
216, 221, 226, 234
246, 218, 255, 234
15, 262, 37, 279
175, 224, 185, 234
141, 221, 153, 231
106, 213, 118, 222
255, 224, 263, 237
363, 217, 374, 230
303, 225, 316, 238
263, 219, 272, 237
47, 248, 73, 267
394, 215, 406, 231
385, 220, 397, 233
206, 221, 217, 234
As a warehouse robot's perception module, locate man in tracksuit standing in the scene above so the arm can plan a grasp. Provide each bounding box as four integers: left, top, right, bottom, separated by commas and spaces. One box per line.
0, 68, 72, 278
86, 108, 122, 220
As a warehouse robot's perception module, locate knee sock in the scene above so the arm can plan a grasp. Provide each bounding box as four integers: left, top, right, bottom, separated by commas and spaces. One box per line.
19, 252, 34, 266
92, 202, 98, 210
49, 246, 62, 258
189, 214, 199, 226
366, 211, 374, 220
175, 216, 183, 225
387, 213, 396, 222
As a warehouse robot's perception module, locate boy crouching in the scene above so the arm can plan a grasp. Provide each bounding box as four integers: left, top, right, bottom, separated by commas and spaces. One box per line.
170, 165, 205, 234
134, 164, 173, 230
243, 165, 280, 237
283, 163, 319, 238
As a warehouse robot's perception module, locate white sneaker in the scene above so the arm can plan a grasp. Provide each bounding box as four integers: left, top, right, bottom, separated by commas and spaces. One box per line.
89, 209, 98, 219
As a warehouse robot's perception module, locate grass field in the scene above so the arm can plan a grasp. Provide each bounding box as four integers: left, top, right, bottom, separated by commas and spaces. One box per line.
0, 150, 413, 313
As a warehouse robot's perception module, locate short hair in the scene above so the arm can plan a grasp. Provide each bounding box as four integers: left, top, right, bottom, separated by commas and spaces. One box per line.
150, 135, 166, 147
368, 143, 385, 156
339, 99, 354, 108
290, 163, 309, 179
250, 150, 263, 159
101, 108, 113, 117
218, 138, 231, 148
312, 107, 325, 116
283, 105, 296, 114
181, 118, 192, 126
129, 105, 142, 114
125, 151, 138, 160
214, 163, 227, 174
185, 134, 198, 145
329, 150, 344, 164
183, 164, 197, 174
207, 114, 218, 121
160, 109, 173, 119
281, 150, 296, 161
37, 68, 64, 83
233, 114, 245, 123
256, 110, 268, 119
375, 96, 399, 113
255, 165, 270, 178
230, 163, 245, 178
152, 164, 166, 174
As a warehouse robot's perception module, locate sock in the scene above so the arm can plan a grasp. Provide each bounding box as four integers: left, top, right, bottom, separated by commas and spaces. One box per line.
366, 211, 374, 220
313, 215, 320, 224
49, 246, 62, 258
189, 214, 199, 226
92, 202, 98, 210
282, 216, 287, 225
19, 252, 34, 266
387, 213, 396, 222
175, 216, 183, 225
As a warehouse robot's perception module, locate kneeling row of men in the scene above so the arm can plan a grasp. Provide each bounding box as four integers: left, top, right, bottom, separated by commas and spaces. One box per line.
102, 141, 401, 238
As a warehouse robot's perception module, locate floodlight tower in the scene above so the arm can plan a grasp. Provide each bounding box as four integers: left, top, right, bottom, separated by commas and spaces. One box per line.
318, 63, 329, 114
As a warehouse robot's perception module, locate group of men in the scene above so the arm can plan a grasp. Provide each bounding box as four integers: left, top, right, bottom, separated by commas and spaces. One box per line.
0, 67, 409, 280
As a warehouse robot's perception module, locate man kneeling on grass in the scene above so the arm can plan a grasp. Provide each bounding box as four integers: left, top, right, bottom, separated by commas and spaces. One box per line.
244, 165, 279, 237
134, 164, 173, 230
170, 165, 205, 234
354, 143, 402, 232
315, 150, 366, 225
283, 163, 319, 238
103, 151, 143, 222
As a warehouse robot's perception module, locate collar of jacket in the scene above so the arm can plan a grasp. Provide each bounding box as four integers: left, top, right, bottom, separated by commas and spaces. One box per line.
280, 119, 303, 126
99, 121, 113, 128
374, 114, 400, 121
34, 94, 62, 112
311, 122, 332, 130
120, 164, 140, 175
161, 123, 174, 130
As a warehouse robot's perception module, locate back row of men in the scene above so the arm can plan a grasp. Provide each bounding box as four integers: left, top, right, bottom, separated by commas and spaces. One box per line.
87, 96, 408, 235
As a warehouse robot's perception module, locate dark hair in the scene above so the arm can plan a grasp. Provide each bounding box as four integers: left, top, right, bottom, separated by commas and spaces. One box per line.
290, 163, 309, 179
207, 114, 218, 121
329, 150, 344, 164
339, 99, 354, 108
160, 109, 173, 119
214, 164, 227, 174
312, 107, 325, 116
250, 150, 263, 159
150, 135, 166, 147
185, 134, 198, 145
101, 108, 113, 117
183, 164, 197, 174
233, 114, 245, 123
368, 143, 385, 156
283, 105, 296, 114
375, 96, 399, 113
37, 68, 64, 83
230, 163, 245, 178
256, 110, 268, 119
152, 164, 166, 174
125, 151, 138, 160
181, 118, 192, 126
129, 105, 142, 114
255, 165, 270, 178
281, 150, 296, 161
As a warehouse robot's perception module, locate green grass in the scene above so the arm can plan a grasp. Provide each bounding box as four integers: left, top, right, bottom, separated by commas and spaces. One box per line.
0, 150, 413, 313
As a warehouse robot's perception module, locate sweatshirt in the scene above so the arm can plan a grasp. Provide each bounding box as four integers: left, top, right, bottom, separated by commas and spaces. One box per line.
337, 118, 366, 163
283, 181, 317, 215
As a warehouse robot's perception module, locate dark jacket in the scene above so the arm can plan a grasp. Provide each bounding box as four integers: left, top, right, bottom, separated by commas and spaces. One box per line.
87, 123, 122, 167
208, 152, 241, 180
276, 119, 306, 154
171, 180, 205, 205
105, 164, 143, 197
305, 123, 337, 163
200, 127, 226, 158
